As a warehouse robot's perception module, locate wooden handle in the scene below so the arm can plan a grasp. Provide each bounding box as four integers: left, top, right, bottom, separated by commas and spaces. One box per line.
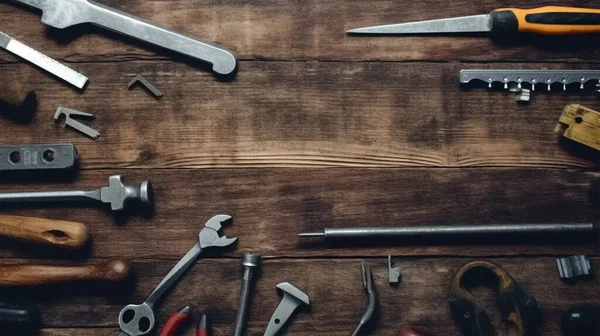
491, 6, 600, 35
0, 215, 89, 249
0, 260, 130, 286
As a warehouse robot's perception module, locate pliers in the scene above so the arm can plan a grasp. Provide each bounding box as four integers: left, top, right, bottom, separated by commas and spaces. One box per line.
157, 306, 209, 336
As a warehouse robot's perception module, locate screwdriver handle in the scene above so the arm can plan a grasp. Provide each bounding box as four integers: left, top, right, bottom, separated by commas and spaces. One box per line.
0, 260, 130, 286
491, 6, 600, 35
0, 215, 89, 249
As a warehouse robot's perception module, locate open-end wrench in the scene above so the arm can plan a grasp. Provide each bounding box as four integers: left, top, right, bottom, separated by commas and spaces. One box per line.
12, 0, 238, 76
118, 215, 237, 336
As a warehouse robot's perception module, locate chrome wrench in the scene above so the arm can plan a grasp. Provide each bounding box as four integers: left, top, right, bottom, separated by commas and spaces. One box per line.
12, 0, 238, 75
118, 215, 237, 336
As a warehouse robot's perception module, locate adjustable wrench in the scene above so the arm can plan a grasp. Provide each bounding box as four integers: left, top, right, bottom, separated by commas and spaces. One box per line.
118, 215, 237, 336
12, 0, 238, 76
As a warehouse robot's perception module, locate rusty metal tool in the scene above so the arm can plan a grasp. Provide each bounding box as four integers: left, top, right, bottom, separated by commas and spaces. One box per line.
0, 260, 130, 286
54, 107, 99, 139
264, 283, 310, 336
118, 215, 236, 336
0, 32, 88, 89
0, 215, 89, 249
0, 175, 153, 213
448, 261, 542, 336
352, 262, 376, 336
348, 7, 600, 36
12, 0, 238, 75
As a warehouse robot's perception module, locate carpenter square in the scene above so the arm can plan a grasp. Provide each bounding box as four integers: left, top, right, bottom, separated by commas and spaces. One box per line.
0, 32, 88, 89
12, 0, 238, 75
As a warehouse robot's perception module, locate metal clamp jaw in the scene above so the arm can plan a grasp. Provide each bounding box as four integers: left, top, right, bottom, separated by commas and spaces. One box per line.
448, 261, 542, 336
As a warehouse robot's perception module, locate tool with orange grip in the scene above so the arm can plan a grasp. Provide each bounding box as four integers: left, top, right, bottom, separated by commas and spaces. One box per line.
347, 6, 600, 36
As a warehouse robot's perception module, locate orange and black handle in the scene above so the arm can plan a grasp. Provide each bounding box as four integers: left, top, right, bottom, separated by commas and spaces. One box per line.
490, 6, 600, 35
158, 306, 194, 336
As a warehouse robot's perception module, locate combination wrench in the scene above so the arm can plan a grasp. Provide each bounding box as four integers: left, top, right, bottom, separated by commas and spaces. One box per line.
11, 0, 238, 76
118, 215, 237, 336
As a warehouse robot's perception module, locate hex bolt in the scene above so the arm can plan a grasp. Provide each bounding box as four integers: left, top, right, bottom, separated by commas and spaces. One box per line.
233, 253, 261, 336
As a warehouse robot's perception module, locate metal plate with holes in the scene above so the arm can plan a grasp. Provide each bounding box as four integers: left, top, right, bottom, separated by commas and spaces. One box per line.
0, 144, 78, 172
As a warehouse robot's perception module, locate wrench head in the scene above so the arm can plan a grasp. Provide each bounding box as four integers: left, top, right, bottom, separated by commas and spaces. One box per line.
199, 214, 237, 248
14, 0, 92, 29
118, 303, 155, 336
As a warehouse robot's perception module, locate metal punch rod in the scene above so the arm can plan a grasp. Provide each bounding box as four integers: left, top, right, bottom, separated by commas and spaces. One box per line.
300, 223, 596, 240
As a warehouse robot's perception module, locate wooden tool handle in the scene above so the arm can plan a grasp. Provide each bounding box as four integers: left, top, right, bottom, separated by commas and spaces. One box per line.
0, 260, 130, 286
0, 215, 89, 249
491, 6, 600, 35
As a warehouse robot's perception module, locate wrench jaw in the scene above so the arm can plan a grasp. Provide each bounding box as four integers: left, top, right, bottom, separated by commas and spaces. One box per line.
199, 215, 237, 249
118, 303, 155, 336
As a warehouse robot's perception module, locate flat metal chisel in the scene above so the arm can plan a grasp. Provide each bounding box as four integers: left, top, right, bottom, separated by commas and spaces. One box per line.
348, 6, 600, 36
0, 32, 88, 89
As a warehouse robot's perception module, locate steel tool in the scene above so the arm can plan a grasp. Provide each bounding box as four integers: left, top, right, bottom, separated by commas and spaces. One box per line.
0, 32, 88, 89
54, 107, 100, 139
562, 306, 600, 336
264, 282, 309, 336
0, 144, 78, 173
234, 253, 261, 336
0, 260, 130, 286
347, 6, 600, 36
118, 215, 236, 336
556, 255, 592, 280
352, 262, 376, 336
388, 255, 400, 284
0, 302, 41, 335
0, 174, 153, 212
299, 223, 596, 244
448, 261, 542, 336
128, 75, 163, 99
0, 215, 89, 249
461, 69, 600, 91
12, 0, 238, 75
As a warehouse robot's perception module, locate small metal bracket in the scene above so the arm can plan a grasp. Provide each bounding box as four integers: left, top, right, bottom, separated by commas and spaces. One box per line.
388, 255, 401, 284
557, 255, 592, 280
128, 75, 163, 99
54, 107, 100, 140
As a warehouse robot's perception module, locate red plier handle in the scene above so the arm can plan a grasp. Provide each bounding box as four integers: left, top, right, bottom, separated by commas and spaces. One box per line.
158, 306, 194, 336
158, 306, 209, 336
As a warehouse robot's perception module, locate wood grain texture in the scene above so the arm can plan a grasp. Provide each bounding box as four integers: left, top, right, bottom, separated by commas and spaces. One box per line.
0, 215, 89, 249
1, 257, 598, 335
2, 0, 600, 63
0, 61, 598, 168
0, 168, 597, 260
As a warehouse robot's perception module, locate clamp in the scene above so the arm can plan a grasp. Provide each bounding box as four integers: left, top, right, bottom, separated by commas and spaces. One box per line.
448, 261, 542, 336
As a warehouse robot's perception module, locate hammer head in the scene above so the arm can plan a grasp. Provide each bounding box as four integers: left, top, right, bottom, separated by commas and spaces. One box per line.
100, 175, 153, 211
276, 282, 310, 306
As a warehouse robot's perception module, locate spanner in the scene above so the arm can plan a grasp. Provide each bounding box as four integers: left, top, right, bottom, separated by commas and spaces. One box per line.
12, 0, 238, 76
118, 214, 237, 336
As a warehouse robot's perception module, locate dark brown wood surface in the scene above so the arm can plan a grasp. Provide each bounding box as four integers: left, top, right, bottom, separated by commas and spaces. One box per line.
0, 0, 599, 335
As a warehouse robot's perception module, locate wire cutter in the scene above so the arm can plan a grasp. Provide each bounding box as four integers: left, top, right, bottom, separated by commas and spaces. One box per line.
157, 306, 209, 336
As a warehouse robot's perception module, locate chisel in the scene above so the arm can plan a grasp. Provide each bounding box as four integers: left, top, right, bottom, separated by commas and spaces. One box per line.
348, 6, 600, 36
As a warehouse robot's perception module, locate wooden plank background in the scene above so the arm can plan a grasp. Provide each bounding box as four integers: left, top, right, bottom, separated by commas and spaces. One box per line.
0, 0, 599, 335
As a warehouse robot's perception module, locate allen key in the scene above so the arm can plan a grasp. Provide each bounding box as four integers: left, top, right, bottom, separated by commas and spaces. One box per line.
128, 75, 163, 99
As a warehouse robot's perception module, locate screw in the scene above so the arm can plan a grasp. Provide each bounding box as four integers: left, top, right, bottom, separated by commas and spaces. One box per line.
233, 253, 261, 336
